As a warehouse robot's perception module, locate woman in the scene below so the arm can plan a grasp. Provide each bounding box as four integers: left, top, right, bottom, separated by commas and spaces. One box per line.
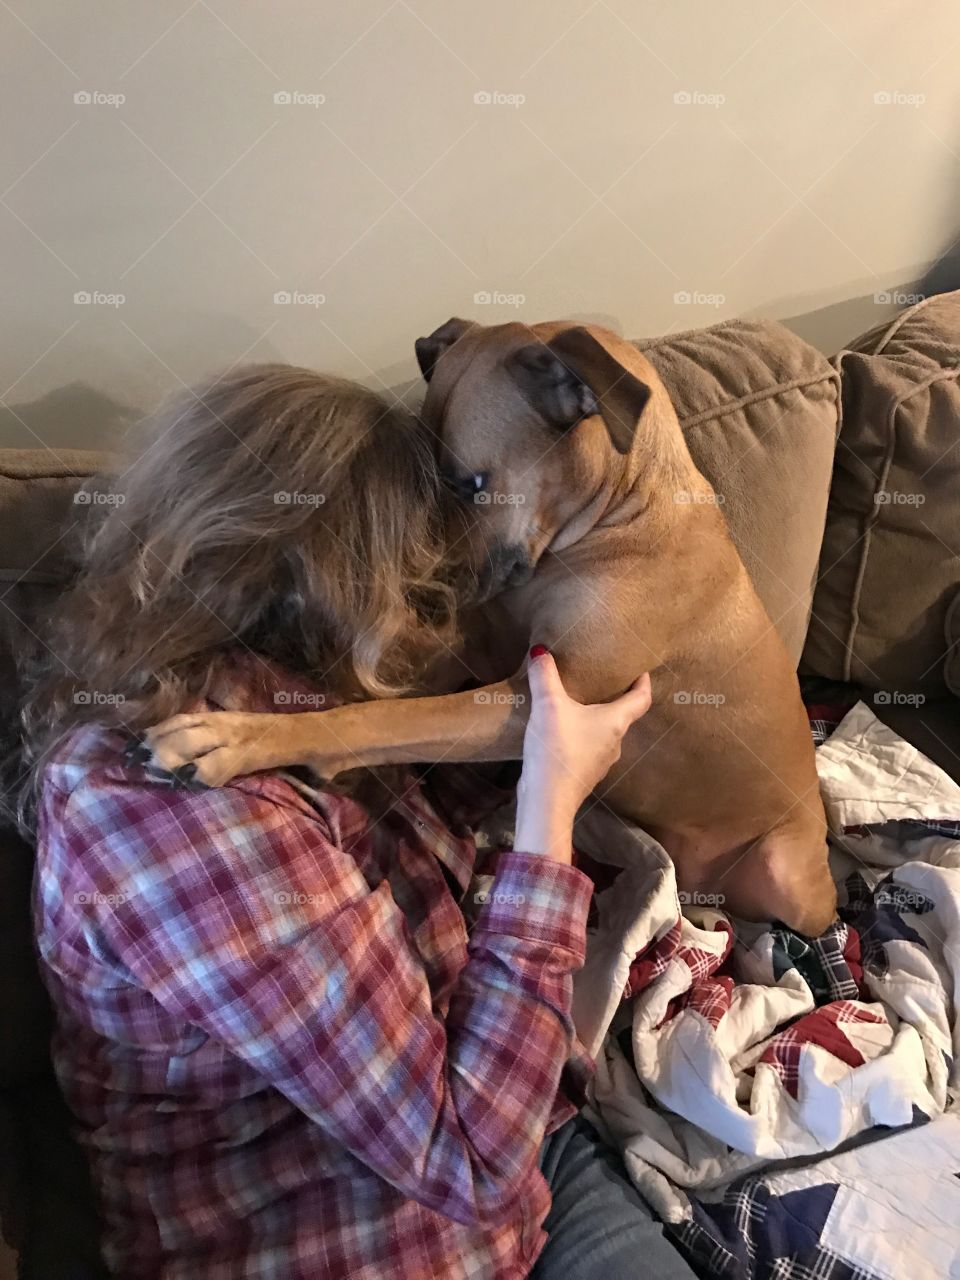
23, 366, 694, 1279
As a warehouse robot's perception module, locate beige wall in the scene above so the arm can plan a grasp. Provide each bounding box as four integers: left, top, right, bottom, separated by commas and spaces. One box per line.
2, 1, 960, 451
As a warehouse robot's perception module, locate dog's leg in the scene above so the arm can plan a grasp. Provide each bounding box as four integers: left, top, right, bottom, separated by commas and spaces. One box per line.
710, 822, 837, 937
143, 675, 530, 786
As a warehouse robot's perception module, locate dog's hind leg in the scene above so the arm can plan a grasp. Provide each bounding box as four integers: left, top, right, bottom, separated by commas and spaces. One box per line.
713, 822, 837, 938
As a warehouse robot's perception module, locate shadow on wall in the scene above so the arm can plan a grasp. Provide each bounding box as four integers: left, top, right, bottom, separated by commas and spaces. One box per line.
917, 235, 960, 299
0, 384, 139, 455
5, 253, 960, 459
781, 291, 905, 353
3, 372, 422, 458
781, 228, 960, 354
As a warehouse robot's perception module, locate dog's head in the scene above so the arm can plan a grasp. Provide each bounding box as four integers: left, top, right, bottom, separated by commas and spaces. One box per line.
416, 318, 671, 598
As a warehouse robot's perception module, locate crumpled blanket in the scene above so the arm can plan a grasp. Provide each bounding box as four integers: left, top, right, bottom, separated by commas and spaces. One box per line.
568, 701, 960, 1279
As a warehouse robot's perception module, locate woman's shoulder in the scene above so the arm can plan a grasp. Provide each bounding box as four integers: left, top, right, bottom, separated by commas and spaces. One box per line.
42, 721, 129, 798
40, 717, 338, 841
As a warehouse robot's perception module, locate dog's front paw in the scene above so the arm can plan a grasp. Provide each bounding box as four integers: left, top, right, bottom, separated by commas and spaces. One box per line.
139, 712, 280, 787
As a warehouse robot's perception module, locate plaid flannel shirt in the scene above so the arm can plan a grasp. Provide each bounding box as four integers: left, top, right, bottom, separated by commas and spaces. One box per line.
33, 658, 594, 1280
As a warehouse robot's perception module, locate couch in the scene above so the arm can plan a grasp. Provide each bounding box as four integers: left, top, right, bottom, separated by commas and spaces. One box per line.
1, 293, 957, 1276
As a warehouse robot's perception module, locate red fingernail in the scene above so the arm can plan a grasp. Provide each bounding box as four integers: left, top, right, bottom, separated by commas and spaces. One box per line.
529, 645, 549, 660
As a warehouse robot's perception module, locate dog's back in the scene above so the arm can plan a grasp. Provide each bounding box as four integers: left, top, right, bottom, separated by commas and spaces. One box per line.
422, 318, 835, 933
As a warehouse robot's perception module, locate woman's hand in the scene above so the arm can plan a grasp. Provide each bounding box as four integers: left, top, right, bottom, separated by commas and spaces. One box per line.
513, 647, 652, 863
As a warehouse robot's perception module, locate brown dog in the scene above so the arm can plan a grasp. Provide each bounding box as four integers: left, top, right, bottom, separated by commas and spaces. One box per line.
146, 320, 837, 935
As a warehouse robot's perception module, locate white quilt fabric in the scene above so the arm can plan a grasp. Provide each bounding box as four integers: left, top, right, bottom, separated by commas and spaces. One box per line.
568, 702, 960, 1277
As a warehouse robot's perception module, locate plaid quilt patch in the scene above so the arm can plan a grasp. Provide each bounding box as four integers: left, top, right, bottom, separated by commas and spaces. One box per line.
671, 1178, 885, 1280
591, 692, 960, 1280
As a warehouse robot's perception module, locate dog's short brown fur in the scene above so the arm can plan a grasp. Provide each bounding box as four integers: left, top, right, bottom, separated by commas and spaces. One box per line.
147, 320, 837, 935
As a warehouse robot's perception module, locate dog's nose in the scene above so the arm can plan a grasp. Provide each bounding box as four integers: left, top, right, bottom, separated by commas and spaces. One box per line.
479, 543, 534, 600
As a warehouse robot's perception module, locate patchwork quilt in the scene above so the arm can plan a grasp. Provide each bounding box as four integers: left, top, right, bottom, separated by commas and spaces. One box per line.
568, 701, 960, 1280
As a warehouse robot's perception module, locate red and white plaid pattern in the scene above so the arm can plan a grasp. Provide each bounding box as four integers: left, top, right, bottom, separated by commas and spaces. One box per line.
758, 1000, 887, 1099
33, 657, 594, 1280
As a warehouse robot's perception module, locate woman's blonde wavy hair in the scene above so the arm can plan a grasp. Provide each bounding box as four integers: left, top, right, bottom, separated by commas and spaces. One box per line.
19, 364, 460, 820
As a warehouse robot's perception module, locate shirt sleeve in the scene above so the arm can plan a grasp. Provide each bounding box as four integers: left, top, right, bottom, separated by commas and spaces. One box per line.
55, 771, 593, 1227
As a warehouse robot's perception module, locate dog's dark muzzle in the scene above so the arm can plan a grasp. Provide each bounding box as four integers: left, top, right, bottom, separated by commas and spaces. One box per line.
477, 543, 535, 601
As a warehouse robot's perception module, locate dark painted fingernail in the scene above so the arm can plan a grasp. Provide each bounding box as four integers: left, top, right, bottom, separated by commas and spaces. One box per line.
124, 742, 151, 765
529, 644, 549, 660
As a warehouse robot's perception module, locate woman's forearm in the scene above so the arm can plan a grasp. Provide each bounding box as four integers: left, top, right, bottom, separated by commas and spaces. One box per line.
513, 781, 577, 864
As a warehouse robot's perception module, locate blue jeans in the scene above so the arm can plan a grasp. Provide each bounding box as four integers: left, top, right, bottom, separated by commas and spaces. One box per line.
533, 1114, 697, 1280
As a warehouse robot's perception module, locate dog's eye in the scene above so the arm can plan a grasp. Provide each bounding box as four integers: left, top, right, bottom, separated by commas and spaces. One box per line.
444, 470, 489, 502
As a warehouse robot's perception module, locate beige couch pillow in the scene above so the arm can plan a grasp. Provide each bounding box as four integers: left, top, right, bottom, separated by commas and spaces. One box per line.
802, 291, 960, 694
639, 319, 840, 664
0, 448, 106, 584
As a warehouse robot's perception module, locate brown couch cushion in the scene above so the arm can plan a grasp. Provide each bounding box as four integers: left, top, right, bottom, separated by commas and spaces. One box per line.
802, 291, 960, 693
0, 449, 110, 1090
639, 319, 840, 664
0, 450, 111, 1276
0, 450, 108, 585
945, 589, 960, 698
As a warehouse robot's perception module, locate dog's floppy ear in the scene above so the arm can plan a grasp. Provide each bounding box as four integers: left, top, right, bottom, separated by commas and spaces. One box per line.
415, 317, 473, 382
506, 327, 651, 455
